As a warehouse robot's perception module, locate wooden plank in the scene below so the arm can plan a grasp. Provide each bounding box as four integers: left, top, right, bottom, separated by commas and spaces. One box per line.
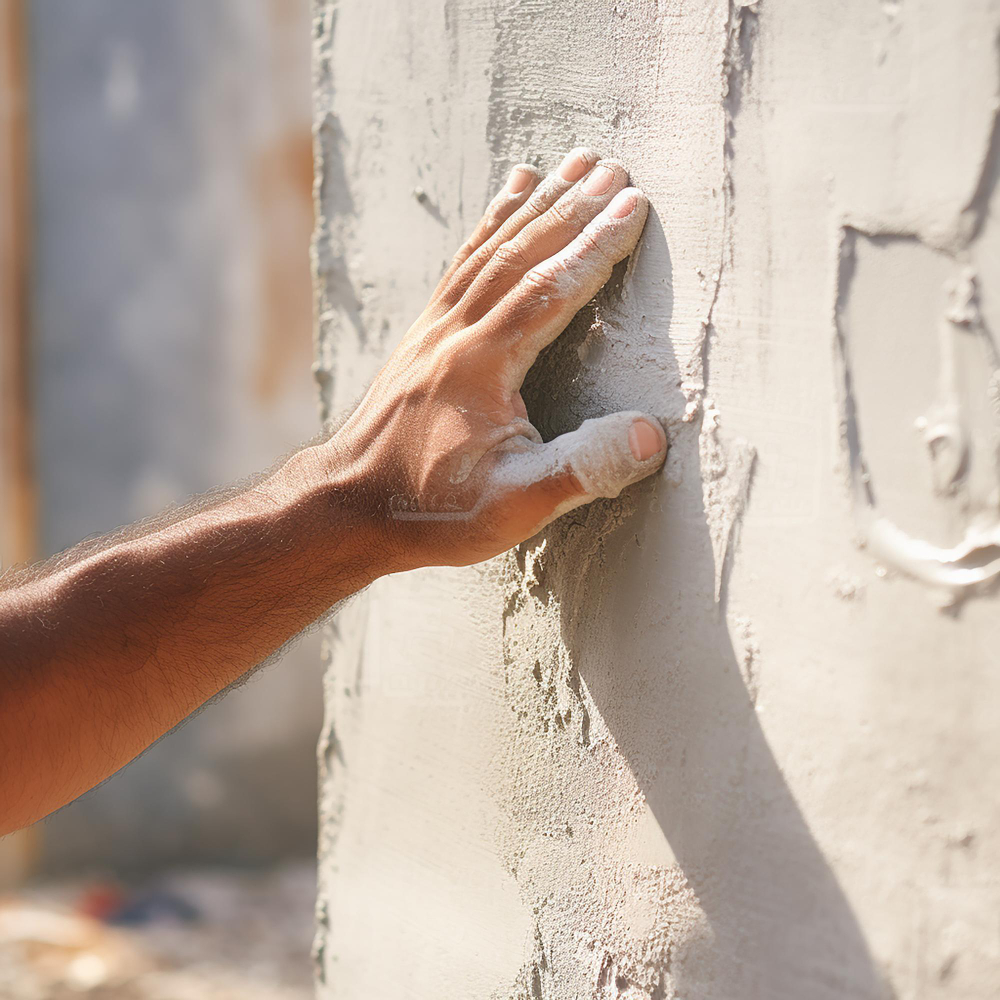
0, 0, 36, 569
0, 0, 39, 888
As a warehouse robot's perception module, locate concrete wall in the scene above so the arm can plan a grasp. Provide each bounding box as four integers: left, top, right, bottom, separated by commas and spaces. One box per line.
29, 0, 321, 873
313, 2, 1000, 997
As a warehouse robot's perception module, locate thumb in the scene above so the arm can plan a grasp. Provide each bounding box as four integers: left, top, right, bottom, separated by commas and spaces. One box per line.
498, 411, 667, 534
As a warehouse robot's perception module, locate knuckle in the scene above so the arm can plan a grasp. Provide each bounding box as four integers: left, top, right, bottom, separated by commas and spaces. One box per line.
527, 177, 561, 212
464, 242, 494, 275
576, 227, 608, 260
491, 240, 529, 273
491, 212, 528, 248
481, 205, 504, 231
440, 245, 474, 292
545, 197, 578, 230
521, 264, 564, 300
443, 244, 490, 302
574, 230, 618, 277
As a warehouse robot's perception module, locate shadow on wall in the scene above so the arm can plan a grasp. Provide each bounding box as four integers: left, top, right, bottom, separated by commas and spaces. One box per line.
525, 210, 884, 997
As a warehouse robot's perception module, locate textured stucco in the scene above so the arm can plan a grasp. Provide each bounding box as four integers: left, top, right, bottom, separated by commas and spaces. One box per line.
313, 1, 1000, 997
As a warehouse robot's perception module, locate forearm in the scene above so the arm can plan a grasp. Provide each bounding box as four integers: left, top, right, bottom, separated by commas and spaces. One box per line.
0, 146, 667, 836
0, 440, 379, 834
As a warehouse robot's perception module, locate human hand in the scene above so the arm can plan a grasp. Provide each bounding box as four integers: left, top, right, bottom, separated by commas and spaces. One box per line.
330, 148, 667, 570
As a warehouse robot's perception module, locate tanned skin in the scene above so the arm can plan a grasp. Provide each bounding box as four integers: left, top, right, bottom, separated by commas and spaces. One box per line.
0, 148, 667, 836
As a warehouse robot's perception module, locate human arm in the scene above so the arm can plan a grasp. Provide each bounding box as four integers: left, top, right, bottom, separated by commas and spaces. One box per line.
0, 148, 667, 834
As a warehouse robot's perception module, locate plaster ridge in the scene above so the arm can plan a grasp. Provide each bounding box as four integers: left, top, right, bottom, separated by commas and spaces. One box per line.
685, 0, 760, 608
833, 224, 1000, 604
311, 0, 370, 424
959, 27, 1000, 244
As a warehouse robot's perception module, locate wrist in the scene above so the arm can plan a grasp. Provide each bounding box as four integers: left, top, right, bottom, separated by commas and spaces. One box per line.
263, 440, 392, 590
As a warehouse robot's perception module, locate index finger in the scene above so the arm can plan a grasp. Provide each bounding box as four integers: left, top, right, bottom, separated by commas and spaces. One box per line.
474, 187, 650, 387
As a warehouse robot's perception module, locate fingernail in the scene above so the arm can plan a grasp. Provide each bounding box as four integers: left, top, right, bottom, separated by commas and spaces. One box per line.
582, 165, 615, 196
558, 148, 592, 182
506, 166, 533, 194
609, 189, 637, 218
628, 419, 663, 461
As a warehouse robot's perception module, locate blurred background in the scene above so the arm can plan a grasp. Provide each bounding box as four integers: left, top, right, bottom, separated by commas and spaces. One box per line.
1, 1, 319, 996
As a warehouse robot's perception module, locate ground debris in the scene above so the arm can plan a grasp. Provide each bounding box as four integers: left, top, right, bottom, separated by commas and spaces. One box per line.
0, 862, 315, 1000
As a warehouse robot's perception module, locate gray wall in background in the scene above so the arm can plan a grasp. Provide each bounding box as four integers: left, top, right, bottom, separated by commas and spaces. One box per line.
30, 0, 321, 873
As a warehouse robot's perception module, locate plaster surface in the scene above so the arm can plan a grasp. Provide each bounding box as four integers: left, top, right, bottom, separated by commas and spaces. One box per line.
313, 1, 1000, 996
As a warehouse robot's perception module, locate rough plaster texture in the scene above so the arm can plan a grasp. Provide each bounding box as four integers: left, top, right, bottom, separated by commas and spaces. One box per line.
28, 0, 321, 872
313, 1, 1000, 996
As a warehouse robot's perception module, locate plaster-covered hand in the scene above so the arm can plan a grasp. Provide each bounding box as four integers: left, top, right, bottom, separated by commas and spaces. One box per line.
330, 148, 667, 570
0, 149, 665, 836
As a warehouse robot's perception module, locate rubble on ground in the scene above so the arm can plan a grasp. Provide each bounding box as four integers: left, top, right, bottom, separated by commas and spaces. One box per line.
0, 862, 315, 1000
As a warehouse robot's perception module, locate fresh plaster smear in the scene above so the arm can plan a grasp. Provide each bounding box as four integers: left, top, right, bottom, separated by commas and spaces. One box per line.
313, 1, 1000, 997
